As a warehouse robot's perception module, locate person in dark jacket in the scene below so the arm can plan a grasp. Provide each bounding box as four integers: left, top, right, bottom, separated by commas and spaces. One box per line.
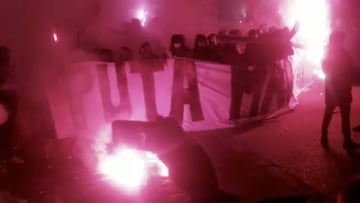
206, 34, 223, 63
220, 41, 249, 121
321, 31, 359, 149
0, 47, 17, 163
260, 26, 297, 114
139, 42, 157, 60
245, 29, 268, 117
169, 34, 192, 58
193, 34, 209, 61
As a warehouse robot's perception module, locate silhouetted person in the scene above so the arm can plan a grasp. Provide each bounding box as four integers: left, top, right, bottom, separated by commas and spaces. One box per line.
207, 33, 217, 47
138, 42, 163, 121
245, 29, 267, 117
121, 45, 133, 59
169, 34, 192, 58
260, 23, 298, 115
247, 29, 259, 40
321, 31, 359, 149
138, 41, 165, 69
193, 34, 210, 61
206, 34, 223, 63
139, 42, 157, 60
337, 175, 360, 203
220, 42, 249, 121
0, 47, 17, 163
276, 26, 297, 106
228, 29, 241, 37
260, 30, 289, 114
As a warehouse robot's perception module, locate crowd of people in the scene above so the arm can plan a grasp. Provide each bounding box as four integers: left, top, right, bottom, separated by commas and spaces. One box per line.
90, 22, 299, 120
1, 20, 360, 202
76, 23, 360, 202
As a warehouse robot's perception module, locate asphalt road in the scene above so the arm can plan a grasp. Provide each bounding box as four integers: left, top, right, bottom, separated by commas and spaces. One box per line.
2, 80, 360, 203
191, 80, 360, 202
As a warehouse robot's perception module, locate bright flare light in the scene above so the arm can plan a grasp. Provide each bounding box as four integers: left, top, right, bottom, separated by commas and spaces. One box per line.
136, 9, 148, 26
281, 0, 331, 79
98, 146, 169, 193
145, 152, 169, 177
52, 33, 58, 42
99, 148, 148, 192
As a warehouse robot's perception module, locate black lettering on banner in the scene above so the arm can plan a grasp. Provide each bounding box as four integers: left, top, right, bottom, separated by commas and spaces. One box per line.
170, 58, 204, 123
97, 62, 132, 120
130, 60, 164, 121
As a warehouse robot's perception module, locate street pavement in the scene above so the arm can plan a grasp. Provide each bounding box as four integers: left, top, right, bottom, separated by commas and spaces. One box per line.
2, 80, 360, 203
191, 80, 360, 203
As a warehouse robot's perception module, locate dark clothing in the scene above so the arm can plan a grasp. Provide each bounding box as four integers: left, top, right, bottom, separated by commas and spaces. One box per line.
221, 46, 250, 88
220, 45, 250, 120
0, 90, 17, 161
261, 62, 287, 114
202, 45, 223, 63
244, 40, 268, 117
0, 47, 10, 83
229, 86, 244, 120
157, 139, 238, 203
193, 47, 211, 61
170, 46, 192, 58
159, 141, 219, 197
321, 46, 354, 140
322, 102, 351, 140
249, 68, 267, 117
149, 118, 238, 203
0, 66, 9, 84
323, 49, 353, 106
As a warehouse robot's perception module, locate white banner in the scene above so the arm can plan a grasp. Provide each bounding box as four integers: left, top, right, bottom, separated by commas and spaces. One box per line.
47, 58, 302, 139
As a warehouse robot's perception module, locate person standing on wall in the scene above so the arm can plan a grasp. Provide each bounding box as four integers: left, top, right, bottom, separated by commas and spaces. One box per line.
321, 31, 359, 149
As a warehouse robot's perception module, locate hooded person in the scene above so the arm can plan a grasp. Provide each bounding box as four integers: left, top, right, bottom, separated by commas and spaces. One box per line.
321, 31, 359, 149
193, 34, 210, 61
169, 34, 192, 58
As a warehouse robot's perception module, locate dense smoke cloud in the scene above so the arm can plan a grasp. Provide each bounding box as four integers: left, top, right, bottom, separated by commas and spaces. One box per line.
0, 0, 221, 162
0, 0, 358, 170
0, 0, 222, 64
0, 0, 103, 141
